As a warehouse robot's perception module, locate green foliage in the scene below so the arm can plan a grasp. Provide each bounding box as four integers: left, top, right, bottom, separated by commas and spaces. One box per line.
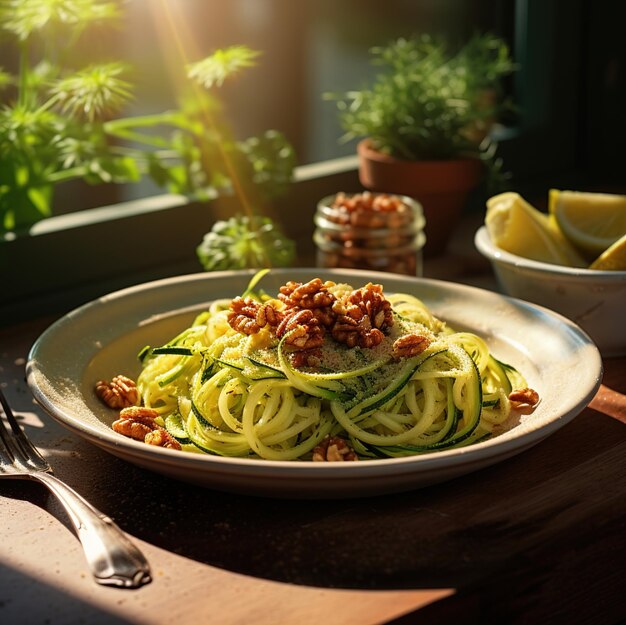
196, 214, 296, 271
187, 46, 261, 89
326, 32, 516, 162
0, 0, 295, 233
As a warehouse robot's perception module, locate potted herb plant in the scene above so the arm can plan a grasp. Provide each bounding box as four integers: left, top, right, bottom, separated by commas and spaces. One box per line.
326, 33, 516, 255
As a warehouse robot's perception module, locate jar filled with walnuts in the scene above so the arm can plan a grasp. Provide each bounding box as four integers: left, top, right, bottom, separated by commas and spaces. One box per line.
313, 192, 426, 275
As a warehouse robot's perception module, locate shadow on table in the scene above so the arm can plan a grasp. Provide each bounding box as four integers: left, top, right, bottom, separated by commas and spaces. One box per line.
0, 562, 135, 625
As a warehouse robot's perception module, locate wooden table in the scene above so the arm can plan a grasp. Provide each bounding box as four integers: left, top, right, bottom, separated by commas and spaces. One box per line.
2, 262, 626, 625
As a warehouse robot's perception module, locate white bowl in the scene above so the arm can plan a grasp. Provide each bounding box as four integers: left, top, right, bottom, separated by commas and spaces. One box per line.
475, 226, 626, 357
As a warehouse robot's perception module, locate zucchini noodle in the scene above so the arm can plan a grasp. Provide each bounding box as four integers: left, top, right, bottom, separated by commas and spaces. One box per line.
130, 274, 535, 460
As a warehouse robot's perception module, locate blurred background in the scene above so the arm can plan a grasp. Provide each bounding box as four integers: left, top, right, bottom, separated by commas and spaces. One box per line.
2, 0, 623, 209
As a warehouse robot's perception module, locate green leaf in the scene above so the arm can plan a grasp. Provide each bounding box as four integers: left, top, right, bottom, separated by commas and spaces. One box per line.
27, 185, 53, 216
187, 45, 260, 89
237, 130, 295, 201
0, 0, 119, 40
51, 62, 133, 121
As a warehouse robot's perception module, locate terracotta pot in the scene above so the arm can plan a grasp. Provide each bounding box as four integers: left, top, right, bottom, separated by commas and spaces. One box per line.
357, 139, 483, 256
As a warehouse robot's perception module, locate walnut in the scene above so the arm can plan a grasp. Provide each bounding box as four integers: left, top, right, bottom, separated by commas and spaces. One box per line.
289, 348, 322, 368
392, 334, 431, 359
345, 283, 394, 331
95, 375, 140, 409
279, 278, 336, 310
227, 297, 261, 335
310, 306, 336, 328
330, 283, 393, 349
112, 407, 159, 441
276, 309, 325, 350
508, 387, 540, 407
144, 428, 181, 450
331, 314, 384, 348
312, 436, 358, 462
112, 407, 181, 450
255, 302, 285, 329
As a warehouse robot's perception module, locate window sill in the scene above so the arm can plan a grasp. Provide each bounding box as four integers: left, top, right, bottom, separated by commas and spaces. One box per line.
1, 156, 360, 325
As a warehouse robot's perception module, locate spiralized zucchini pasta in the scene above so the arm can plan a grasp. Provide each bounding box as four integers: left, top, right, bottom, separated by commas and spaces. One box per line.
101, 271, 539, 461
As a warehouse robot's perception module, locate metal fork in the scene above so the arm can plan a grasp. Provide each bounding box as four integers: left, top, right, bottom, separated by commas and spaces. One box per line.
0, 388, 151, 588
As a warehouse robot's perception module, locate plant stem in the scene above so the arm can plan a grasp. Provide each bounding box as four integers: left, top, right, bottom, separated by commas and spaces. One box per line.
46, 167, 88, 183
104, 112, 183, 148
18, 40, 30, 108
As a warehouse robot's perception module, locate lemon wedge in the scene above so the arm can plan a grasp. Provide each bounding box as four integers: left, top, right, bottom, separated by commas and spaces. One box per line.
486, 192, 586, 266
549, 189, 626, 257
589, 233, 626, 270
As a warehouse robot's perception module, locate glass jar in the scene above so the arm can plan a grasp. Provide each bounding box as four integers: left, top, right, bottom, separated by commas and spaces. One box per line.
313, 192, 426, 276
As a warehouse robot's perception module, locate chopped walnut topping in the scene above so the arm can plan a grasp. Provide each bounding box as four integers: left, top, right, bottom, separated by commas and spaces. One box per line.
508, 387, 540, 407
312, 436, 358, 462
95, 375, 140, 409
228, 298, 285, 336
392, 334, 431, 359
255, 302, 285, 329
279, 278, 336, 309
276, 309, 325, 350
289, 348, 322, 368
227, 297, 261, 335
112, 406, 181, 450
331, 314, 384, 348
345, 283, 394, 330
112, 406, 159, 441
330, 283, 392, 349
226, 279, 395, 352
144, 428, 181, 450
309, 306, 336, 328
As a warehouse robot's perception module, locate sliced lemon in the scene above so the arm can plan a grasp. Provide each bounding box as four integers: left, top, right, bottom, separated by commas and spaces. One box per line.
485, 192, 586, 267
549, 189, 626, 257
589, 233, 626, 270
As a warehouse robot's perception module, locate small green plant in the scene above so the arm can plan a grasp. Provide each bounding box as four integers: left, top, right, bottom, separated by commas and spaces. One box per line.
326, 32, 516, 162
196, 214, 295, 271
0, 0, 295, 233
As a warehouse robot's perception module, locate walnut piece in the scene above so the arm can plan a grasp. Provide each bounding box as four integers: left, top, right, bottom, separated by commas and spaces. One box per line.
112, 406, 181, 450
255, 302, 285, 328
345, 282, 394, 330
289, 348, 322, 368
508, 387, 540, 407
144, 428, 182, 450
228, 298, 285, 336
312, 436, 358, 462
227, 297, 261, 335
279, 278, 336, 309
331, 314, 384, 348
112, 406, 159, 441
95, 375, 140, 409
276, 309, 325, 350
330, 282, 393, 349
392, 334, 431, 359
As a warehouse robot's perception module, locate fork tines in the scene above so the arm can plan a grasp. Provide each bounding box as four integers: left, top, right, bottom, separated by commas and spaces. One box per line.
0, 387, 50, 472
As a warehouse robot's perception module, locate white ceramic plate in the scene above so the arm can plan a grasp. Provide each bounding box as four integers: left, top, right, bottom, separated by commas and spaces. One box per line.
27, 268, 602, 499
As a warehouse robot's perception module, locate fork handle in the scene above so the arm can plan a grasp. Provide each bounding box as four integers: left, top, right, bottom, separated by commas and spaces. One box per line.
34, 472, 152, 588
